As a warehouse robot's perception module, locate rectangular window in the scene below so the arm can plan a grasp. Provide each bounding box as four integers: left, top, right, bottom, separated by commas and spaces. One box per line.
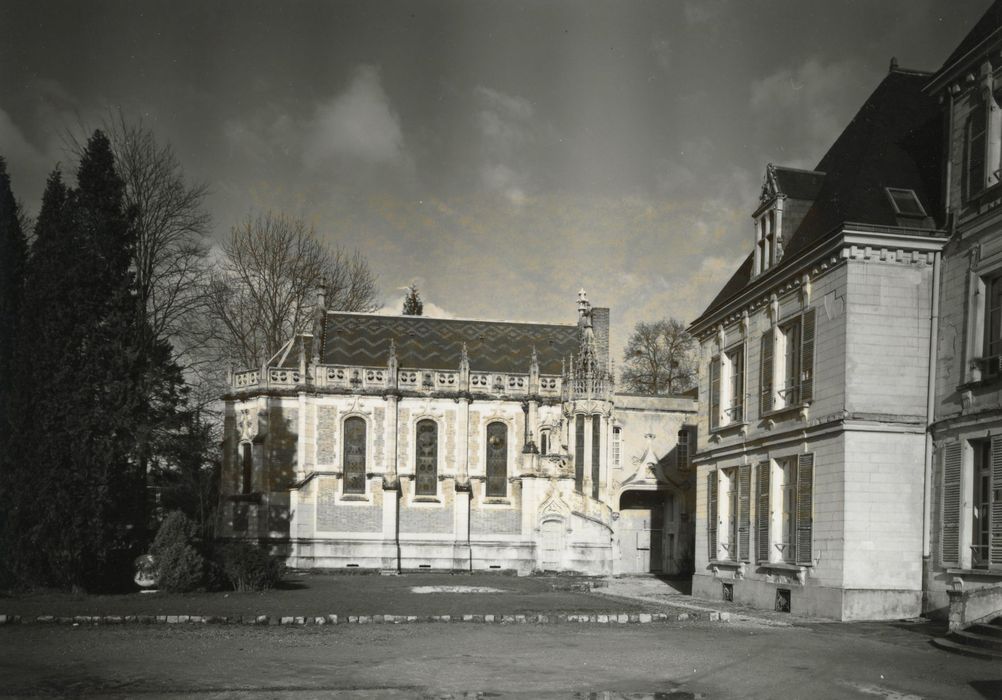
779, 459, 796, 563
726, 469, 738, 562
677, 428, 689, 471
709, 356, 721, 430
780, 320, 801, 407
725, 346, 744, 423
591, 415, 601, 500
707, 470, 717, 561
765, 455, 814, 565
950, 438, 1002, 570
775, 308, 816, 409
974, 442, 992, 567
885, 187, 927, 217
612, 426, 622, 468
760, 330, 774, 414
575, 414, 585, 492
712, 465, 751, 563
984, 273, 1002, 363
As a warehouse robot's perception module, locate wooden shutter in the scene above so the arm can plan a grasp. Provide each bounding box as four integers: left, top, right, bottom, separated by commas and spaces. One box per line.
941, 442, 962, 567
800, 308, 816, 403
795, 454, 814, 565
990, 437, 1002, 568
710, 357, 721, 429
968, 108, 987, 200
707, 471, 717, 561
760, 331, 774, 414
738, 464, 751, 562
757, 461, 770, 563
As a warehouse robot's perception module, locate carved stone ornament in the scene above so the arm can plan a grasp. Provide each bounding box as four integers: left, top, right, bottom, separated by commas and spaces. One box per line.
237, 408, 259, 442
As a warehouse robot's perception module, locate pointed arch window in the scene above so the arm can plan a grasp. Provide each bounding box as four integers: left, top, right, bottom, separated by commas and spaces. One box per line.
486, 422, 508, 497
415, 419, 438, 496
343, 417, 367, 494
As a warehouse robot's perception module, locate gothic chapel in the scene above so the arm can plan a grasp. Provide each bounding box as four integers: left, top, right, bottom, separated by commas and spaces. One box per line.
220, 291, 697, 575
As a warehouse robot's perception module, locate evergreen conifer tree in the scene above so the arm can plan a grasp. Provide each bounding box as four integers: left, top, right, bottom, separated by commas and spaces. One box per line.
6, 132, 155, 590
402, 284, 423, 316
0, 156, 27, 448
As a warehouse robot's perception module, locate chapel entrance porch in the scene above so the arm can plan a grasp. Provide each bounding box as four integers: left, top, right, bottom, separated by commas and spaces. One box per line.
616, 489, 680, 575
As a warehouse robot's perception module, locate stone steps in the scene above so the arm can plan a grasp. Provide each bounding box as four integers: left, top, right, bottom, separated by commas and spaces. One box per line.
933, 616, 1002, 660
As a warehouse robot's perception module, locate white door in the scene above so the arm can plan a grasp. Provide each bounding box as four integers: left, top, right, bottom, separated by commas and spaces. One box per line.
540, 519, 563, 570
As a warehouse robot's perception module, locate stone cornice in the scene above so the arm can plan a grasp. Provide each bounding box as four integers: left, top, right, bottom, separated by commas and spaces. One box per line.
690, 224, 947, 340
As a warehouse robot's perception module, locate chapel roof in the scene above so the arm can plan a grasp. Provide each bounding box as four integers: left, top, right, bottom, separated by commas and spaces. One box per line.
694, 69, 943, 325
315, 312, 580, 374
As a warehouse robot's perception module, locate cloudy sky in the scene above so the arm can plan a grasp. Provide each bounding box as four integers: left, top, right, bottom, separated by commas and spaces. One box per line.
0, 0, 990, 359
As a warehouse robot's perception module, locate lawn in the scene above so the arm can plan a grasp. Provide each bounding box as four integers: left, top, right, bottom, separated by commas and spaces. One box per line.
0, 572, 663, 619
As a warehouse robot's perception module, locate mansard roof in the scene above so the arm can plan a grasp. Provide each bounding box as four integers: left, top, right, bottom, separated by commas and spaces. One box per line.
769, 166, 825, 202
694, 69, 943, 325
317, 312, 579, 374
938, 0, 1002, 77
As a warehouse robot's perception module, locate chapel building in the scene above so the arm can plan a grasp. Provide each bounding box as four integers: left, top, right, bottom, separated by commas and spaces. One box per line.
219, 292, 697, 576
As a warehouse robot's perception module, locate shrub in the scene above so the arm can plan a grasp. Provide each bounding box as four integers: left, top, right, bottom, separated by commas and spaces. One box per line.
219, 542, 285, 591
150, 511, 204, 593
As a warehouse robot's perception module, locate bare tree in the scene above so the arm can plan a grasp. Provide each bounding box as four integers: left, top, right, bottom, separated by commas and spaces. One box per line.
620, 318, 697, 395
207, 212, 379, 369
68, 111, 211, 367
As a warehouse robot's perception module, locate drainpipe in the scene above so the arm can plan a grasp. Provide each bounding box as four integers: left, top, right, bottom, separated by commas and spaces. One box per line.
923, 85, 955, 584
923, 251, 941, 566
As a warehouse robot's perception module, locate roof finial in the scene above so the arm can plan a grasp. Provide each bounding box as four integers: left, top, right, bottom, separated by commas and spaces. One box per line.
889, 56, 898, 73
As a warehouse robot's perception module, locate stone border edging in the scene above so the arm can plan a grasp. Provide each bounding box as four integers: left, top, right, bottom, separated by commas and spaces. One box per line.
0, 611, 730, 626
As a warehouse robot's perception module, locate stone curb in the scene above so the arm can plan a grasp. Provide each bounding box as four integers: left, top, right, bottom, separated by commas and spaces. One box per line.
0, 611, 729, 626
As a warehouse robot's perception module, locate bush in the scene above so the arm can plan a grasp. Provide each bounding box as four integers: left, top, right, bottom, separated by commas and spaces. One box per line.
219, 542, 285, 591
150, 511, 204, 593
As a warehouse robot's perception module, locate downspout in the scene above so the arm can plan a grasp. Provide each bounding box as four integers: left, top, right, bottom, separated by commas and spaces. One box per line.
923, 85, 955, 582
923, 250, 941, 570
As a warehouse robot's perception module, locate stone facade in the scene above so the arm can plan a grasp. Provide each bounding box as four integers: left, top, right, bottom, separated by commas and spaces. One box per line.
219, 293, 697, 575
691, 4, 1002, 620
924, 8, 1002, 618
689, 67, 948, 620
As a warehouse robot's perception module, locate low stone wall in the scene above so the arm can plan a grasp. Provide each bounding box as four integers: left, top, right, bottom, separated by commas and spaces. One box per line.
947, 584, 1002, 632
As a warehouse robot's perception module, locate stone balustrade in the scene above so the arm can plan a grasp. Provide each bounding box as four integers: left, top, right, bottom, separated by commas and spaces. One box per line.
230, 363, 563, 397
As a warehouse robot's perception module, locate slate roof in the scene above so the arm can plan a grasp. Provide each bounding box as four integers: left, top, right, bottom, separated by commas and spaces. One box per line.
771, 166, 825, 201
695, 69, 943, 324
939, 0, 1002, 75
317, 313, 580, 374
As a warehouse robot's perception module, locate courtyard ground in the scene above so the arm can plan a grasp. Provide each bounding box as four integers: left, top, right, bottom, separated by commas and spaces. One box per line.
1, 618, 1000, 698
1, 574, 997, 699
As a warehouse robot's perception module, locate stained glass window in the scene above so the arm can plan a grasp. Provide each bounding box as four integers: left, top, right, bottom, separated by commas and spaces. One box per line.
415, 419, 438, 496
486, 422, 508, 497
343, 417, 366, 494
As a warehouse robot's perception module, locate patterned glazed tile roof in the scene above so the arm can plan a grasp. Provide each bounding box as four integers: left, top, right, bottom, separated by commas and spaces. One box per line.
320, 313, 580, 374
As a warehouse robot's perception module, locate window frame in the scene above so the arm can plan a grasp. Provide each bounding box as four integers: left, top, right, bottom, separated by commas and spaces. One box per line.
342, 415, 368, 495
414, 418, 440, 497
612, 425, 622, 469
485, 421, 509, 498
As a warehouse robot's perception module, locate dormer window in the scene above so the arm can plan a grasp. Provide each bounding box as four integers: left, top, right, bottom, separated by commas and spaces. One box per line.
754, 208, 781, 275
885, 188, 927, 218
